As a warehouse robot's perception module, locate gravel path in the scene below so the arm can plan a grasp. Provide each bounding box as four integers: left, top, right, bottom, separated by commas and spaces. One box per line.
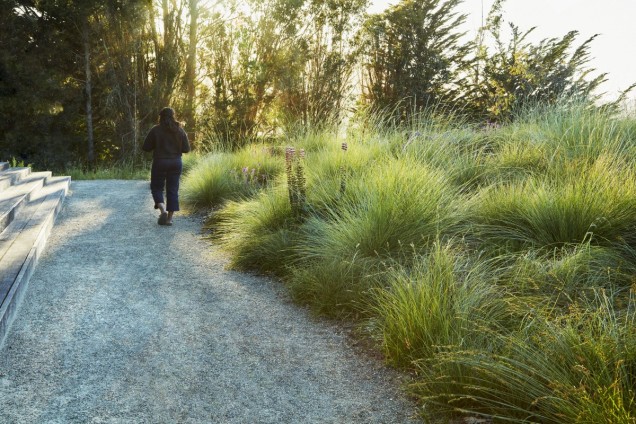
0, 180, 420, 423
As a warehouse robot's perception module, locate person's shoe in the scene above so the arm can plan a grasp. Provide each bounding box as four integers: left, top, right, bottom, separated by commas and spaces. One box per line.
158, 212, 168, 225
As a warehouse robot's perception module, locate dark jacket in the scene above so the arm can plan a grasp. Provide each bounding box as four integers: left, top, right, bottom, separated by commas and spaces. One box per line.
142, 125, 191, 159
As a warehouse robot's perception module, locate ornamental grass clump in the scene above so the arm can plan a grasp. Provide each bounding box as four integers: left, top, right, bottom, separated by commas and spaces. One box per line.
481, 139, 550, 185
287, 157, 460, 316
181, 145, 284, 209
497, 243, 636, 306
300, 139, 386, 221
371, 241, 510, 368
292, 126, 341, 152
212, 185, 297, 275
398, 128, 491, 190
181, 153, 237, 208
181, 151, 203, 175
285, 259, 378, 318
416, 291, 636, 423
299, 156, 458, 266
468, 155, 636, 253
516, 100, 636, 161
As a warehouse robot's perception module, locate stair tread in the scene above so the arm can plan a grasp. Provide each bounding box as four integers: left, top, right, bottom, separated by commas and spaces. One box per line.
0, 168, 31, 192
0, 175, 42, 199
0, 167, 70, 347
0, 172, 51, 229
0, 167, 29, 179
0, 178, 69, 257
0, 172, 51, 203
0, 177, 70, 307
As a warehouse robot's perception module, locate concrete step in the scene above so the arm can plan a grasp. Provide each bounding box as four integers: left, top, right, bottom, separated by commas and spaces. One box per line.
0, 171, 52, 234
0, 167, 31, 192
0, 171, 70, 346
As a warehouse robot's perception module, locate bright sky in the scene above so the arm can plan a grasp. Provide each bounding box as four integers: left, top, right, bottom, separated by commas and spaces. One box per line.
368, 0, 636, 103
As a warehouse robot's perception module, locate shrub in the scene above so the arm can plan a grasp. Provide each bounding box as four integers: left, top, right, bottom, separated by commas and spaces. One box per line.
181, 145, 284, 209
212, 186, 297, 275
371, 241, 510, 368
469, 156, 636, 252
417, 291, 636, 423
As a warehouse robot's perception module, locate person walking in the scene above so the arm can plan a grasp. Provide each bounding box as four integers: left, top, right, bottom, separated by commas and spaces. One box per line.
142, 107, 191, 226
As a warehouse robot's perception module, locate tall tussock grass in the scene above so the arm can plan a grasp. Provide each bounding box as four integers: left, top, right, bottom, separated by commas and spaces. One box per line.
498, 243, 635, 306
211, 186, 296, 275
509, 99, 636, 163
371, 241, 511, 368
416, 290, 636, 423
181, 145, 284, 209
184, 102, 636, 422
469, 155, 636, 252
299, 157, 457, 262
293, 156, 460, 316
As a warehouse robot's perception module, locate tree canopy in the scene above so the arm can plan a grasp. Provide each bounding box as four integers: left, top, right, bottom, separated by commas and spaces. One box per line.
0, 0, 622, 168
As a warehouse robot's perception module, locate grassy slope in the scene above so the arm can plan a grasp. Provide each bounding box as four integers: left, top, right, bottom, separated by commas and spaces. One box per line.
182, 103, 636, 423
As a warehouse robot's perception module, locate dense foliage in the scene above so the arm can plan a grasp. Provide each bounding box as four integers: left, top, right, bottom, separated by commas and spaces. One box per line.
182, 101, 636, 422
464, 0, 613, 121
1, 0, 624, 169
356, 0, 473, 120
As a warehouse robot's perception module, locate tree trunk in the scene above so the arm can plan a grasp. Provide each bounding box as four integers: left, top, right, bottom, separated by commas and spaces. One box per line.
184, 0, 198, 147
160, 0, 173, 107
82, 18, 95, 168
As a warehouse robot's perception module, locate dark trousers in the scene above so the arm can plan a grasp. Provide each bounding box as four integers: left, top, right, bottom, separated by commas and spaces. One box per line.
150, 158, 182, 212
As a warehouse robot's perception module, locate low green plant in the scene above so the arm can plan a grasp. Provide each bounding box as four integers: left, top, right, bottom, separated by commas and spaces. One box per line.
9, 156, 30, 168
212, 186, 297, 275
371, 241, 510, 368
417, 291, 636, 423
64, 160, 150, 180
181, 145, 284, 209
469, 156, 636, 252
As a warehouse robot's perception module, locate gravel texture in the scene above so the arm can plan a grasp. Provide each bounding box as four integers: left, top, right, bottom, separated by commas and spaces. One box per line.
0, 180, 420, 423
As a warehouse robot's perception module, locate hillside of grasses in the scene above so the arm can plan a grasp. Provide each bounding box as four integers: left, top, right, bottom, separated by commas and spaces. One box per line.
182, 101, 636, 423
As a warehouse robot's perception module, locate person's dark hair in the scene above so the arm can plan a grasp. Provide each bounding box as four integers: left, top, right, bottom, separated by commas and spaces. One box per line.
159, 107, 181, 134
